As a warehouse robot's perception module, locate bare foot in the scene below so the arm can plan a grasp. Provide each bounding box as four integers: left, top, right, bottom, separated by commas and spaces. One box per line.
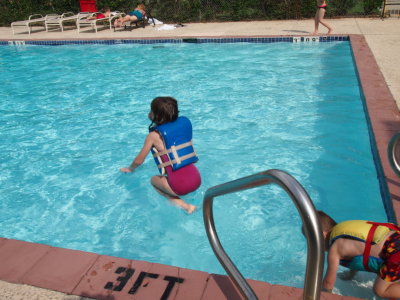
186, 204, 197, 214
312, 31, 318, 35
328, 29, 333, 34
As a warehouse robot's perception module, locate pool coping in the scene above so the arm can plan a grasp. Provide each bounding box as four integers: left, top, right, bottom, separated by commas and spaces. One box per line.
0, 34, 399, 300
349, 35, 400, 224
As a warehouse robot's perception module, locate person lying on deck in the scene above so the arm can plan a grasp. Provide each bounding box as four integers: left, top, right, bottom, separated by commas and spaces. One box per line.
113, 4, 146, 28
86, 7, 111, 20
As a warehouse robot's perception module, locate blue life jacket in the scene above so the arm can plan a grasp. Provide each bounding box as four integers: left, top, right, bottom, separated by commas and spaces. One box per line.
150, 116, 198, 175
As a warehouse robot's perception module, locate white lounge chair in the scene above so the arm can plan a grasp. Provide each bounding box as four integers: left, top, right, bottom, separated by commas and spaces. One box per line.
11, 14, 47, 35
76, 11, 121, 33
45, 12, 89, 32
382, 0, 400, 17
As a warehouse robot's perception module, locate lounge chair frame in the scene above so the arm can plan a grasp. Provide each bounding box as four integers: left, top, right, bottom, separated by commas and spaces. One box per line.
382, 0, 400, 18
77, 11, 121, 33
45, 12, 88, 32
11, 14, 47, 35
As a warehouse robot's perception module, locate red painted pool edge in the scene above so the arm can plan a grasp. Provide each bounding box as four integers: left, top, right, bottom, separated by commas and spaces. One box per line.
0, 238, 361, 299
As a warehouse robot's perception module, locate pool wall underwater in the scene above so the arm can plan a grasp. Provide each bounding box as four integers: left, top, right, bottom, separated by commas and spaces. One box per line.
0, 35, 399, 300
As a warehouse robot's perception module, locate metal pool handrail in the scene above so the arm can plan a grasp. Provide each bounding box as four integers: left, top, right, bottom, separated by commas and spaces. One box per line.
203, 169, 325, 300
388, 132, 400, 177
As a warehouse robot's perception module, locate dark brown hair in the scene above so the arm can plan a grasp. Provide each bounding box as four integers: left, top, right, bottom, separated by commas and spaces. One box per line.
150, 97, 179, 126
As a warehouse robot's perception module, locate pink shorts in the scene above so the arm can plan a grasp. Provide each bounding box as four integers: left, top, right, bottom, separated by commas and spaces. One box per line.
166, 164, 201, 196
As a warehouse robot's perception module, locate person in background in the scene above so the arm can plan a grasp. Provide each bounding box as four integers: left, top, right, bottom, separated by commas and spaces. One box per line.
86, 7, 111, 20
114, 4, 146, 27
313, 0, 333, 35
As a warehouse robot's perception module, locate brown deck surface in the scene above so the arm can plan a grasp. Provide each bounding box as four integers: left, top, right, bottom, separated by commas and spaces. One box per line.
1, 18, 400, 300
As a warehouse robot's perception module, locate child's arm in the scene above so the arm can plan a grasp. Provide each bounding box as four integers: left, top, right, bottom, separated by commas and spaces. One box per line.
323, 244, 341, 292
120, 132, 156, 173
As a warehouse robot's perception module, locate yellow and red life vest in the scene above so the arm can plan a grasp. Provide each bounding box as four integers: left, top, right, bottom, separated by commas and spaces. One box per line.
330, 220, 400, 273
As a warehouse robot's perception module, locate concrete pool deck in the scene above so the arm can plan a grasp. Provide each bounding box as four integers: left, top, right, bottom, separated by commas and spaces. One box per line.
0, 17, 400, 299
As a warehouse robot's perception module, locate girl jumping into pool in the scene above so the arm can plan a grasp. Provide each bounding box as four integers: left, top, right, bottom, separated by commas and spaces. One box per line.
313, 0, 333, 35
120, 97, 201, 214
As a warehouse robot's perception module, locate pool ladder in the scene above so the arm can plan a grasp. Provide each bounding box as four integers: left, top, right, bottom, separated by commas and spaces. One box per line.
203, 169, 325, 300
388, 132, 400, 176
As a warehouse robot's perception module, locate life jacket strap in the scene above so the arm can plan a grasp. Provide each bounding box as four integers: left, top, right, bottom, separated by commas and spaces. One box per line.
363, 222, 400, 272
152, 141, 196, 168
151, 147, 165, 175
156, 152, 197, 169
152, 141, 193, 157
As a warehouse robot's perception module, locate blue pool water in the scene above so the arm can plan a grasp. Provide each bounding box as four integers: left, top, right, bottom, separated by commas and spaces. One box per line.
0, 41, 388, 299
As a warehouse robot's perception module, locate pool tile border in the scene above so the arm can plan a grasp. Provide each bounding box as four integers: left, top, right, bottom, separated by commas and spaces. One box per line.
0, 34, 398, 300
0, 35, 349, 46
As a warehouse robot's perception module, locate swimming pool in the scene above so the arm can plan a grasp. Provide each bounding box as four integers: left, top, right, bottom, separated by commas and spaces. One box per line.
0, 40, 389, 299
